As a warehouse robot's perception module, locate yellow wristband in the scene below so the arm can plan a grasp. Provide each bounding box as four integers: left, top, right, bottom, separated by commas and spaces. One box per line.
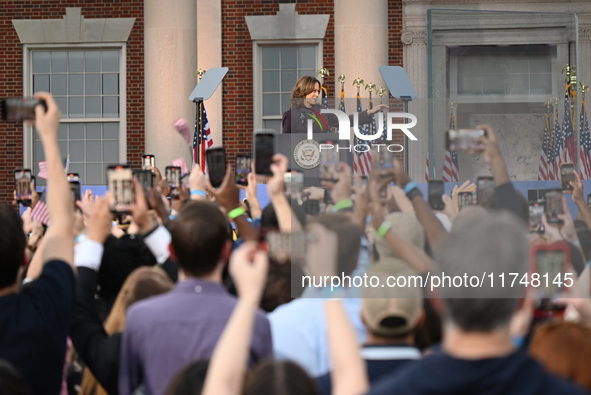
228, 207, 246, 220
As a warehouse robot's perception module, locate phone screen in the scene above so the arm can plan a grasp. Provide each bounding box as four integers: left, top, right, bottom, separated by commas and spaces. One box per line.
535, 249, 566, 298
107, 165, 134, 214
142, 155, 155, 170
67, 173, 81, 203
560, 163, 575, 193
445, 129, 486, 151
165, 166, 182, 199
458, 192, 473, 211
206, 148, 227, 188
319, 141, 340, 183
428, 180, 445, 211
528, 202, 544, 234
254, 133, 275, 176
2, 98, 46, 122
587, 193, 591, 208
477, 176, 494, 205
14, 169, 33, 205
235, 154, 252, 186
544, 190, 564, 224
285, 171, 304, 202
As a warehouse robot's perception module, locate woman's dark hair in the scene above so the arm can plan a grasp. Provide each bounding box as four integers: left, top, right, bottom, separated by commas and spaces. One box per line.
290, 76, 321, 108
244, 359, 320, 395
165, 360, 209, 395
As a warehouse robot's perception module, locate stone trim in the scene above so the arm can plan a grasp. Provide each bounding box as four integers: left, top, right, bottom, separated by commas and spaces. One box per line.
246, 4, 329, 40
13, 8, 135, 44
401, 30, 427, 45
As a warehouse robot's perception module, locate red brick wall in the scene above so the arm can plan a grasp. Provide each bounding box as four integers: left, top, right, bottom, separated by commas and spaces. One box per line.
0, 0, 144, 203
388, 0, 405, 160
221, 0, 404, 163
221, 0, 336, 161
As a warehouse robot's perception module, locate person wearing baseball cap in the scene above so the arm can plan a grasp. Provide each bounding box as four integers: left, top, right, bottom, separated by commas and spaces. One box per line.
315, 267, 424, 394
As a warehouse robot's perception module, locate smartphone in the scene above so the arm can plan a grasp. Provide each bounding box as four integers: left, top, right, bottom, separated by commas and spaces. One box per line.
560, 162, 575, 193
254, 131, 275, 176
141, 154, 155, 170
373, 146, 394, 177
587, 193, 591, 209
206, 147, 227, 189
107, 165, 134, 214
324, 188, 334, 206
530, 242, 571, 317
544, 189, 564, 225
458, 191, 473, 211
285, 171, 304, 202
445, 129, 486, 151
1, 98, 47, 122
319, 140, 340, 183
428, 180, 445, 211
476, 176, 495, 205
235, 154, 252, 186
528, 201, 545, 234
14, 169, 33, 206
165, 166, 182, 199
67, 173, 81, 203
133, 169, 155, 196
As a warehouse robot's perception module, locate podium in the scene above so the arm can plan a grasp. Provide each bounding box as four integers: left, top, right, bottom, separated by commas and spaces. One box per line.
275, 133, 353, 187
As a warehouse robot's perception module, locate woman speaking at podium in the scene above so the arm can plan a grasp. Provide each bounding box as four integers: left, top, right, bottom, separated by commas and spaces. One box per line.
282, 76, 388, 134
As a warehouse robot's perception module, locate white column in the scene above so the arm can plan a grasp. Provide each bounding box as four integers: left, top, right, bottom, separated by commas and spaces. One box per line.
334, 0, 388, 104
197, 0, 223, 147
144, 0, 197, 169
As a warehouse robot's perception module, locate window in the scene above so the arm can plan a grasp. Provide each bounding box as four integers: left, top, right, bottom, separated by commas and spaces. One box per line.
449, 45, 556, 102
29, 48, 124, 185
256, 44, 321, 132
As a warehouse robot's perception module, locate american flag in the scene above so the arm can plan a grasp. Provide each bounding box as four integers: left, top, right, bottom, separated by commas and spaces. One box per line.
442, 113, 459, 182
38, 161, 48, 179
31, 190, 50, 225
537, 113, 551, 181
352, 94, 372, 176
194, 103, 214, 172
425, 156, 430, 182
321, 86, 329, 108
172, 157, 190, 176
552, 107, 563, 180
37, 157, 70, 180
580, 100, 591, 180
563, 92, 576, 164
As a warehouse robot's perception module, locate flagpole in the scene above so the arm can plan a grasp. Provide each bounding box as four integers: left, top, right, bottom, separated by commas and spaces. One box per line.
194, 68, 205, 170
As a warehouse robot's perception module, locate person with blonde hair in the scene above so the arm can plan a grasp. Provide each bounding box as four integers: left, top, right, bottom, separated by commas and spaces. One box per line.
282, 75, 387, 134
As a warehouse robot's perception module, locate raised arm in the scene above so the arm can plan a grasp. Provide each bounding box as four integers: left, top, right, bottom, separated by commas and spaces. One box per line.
391, 159, 447, 248
267, 154, 302, 232
571, 170, 591, 229
33, 92, 75, 271
202, 242, 268, 395
326, 299, 369, 395
368, 180, 435, 275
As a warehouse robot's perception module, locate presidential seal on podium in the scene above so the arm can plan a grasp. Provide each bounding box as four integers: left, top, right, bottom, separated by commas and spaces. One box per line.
294, 139, 320, 169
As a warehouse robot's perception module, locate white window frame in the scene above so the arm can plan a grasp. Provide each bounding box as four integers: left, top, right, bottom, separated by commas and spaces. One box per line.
448, 45, 561, 106
23, 43, 127, 172
253, 40, 323, 130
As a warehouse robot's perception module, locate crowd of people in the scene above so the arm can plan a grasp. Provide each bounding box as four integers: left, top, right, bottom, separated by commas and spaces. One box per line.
2, 92, 591, 395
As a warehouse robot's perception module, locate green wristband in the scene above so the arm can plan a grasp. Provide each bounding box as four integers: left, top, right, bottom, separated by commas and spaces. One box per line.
228, 207, 246, 220
377, 220, 393, 239
332, 199, 353, 212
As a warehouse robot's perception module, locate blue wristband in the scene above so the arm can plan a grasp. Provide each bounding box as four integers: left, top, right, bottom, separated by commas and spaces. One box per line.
404, 182, 418, 195
190, 190, 206, 197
